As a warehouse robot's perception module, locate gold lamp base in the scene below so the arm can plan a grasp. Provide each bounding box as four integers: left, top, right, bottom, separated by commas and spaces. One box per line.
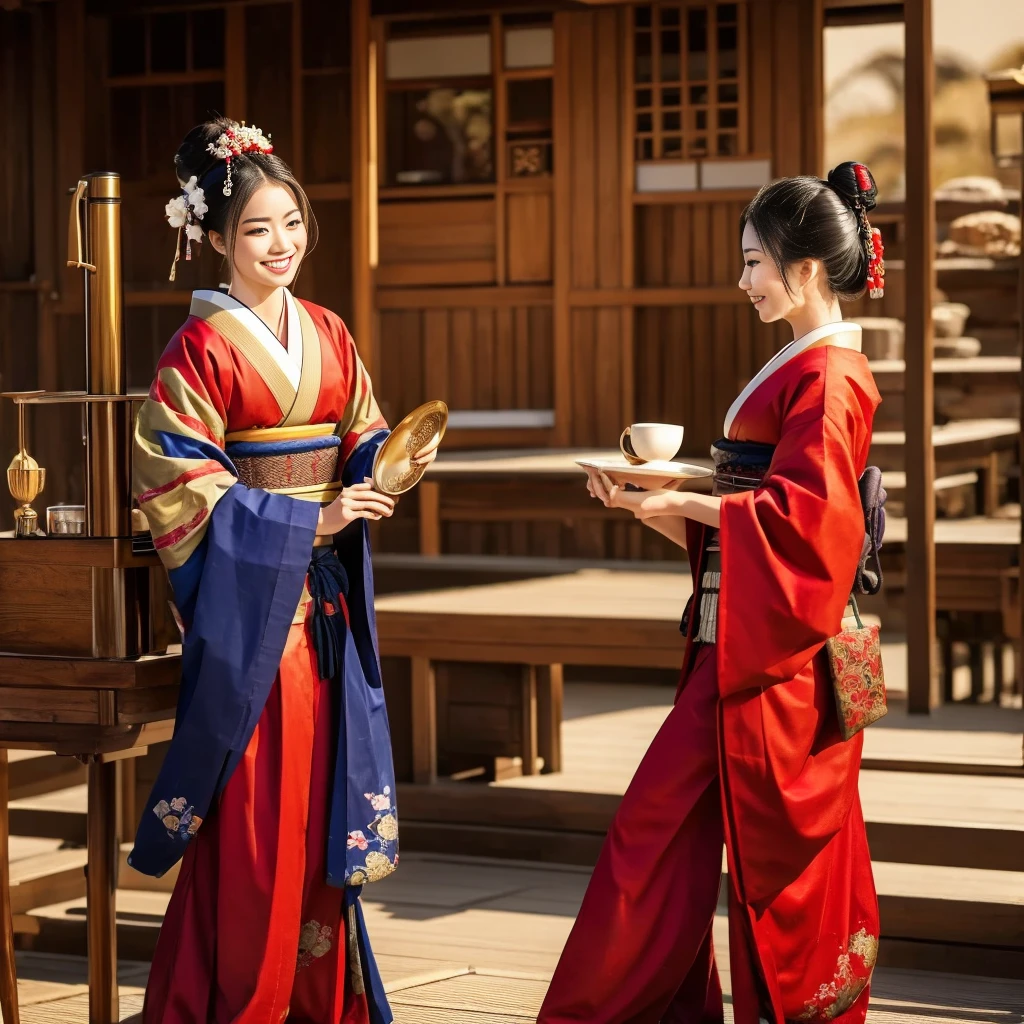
8, 450, 45, 538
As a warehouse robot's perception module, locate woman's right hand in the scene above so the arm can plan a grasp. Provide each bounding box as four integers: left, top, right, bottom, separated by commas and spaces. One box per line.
584, 468, 647, 517
317, 480, 395, 535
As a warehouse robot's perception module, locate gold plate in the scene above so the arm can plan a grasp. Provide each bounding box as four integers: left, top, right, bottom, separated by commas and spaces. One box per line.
373, 400, 448, 496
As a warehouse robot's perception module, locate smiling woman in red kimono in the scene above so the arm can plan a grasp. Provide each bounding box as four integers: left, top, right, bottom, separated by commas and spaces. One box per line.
541, 163, 886, 1024
132, 118, 439, 1024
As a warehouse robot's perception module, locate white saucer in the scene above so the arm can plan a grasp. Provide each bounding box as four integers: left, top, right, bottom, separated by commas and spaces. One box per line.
576, 457, 712, 481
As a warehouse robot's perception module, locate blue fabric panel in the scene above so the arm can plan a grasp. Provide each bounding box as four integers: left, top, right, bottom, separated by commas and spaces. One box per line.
226, 434, 341, 457
127, 484, 318, 878
153, 429, 235, 473
341, 430, 389, 487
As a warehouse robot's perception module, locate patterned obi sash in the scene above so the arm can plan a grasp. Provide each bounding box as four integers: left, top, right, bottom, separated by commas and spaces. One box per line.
226, 423, 345, 621
226, 422, 342, 492
693, 440, 774, 644
690, 439, 886, 644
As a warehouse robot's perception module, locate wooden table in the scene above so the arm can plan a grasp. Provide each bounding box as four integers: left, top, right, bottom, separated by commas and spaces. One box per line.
416, 449, 712, 556
1, 678, 176, 1024
0, 535, 180, 1024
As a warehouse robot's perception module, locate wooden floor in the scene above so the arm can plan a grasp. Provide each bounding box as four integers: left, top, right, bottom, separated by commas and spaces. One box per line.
12, 853, 1024, 1024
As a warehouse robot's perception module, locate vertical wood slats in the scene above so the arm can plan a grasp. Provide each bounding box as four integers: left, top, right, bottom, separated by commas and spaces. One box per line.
560, 6, 631, 444
351, 0, 374, 369
378, 306, 554, 425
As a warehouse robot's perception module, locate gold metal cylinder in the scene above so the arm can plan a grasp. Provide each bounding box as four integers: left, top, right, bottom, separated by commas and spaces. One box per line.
86, 401, 131, 537
85, 172, 124, 397
81, 172, 129, 536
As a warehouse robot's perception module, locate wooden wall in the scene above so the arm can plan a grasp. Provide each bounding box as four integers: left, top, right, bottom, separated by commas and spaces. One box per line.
4, 0, 829, 559
557, 5, 633, 446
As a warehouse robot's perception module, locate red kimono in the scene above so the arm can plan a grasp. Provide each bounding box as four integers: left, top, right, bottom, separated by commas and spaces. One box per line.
135, 288, 391, 1024
538, 324, 881, 1024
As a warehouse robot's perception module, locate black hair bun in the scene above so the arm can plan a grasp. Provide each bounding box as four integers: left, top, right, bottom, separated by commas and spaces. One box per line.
827, 161, 878, 215
174, 117, 236, 187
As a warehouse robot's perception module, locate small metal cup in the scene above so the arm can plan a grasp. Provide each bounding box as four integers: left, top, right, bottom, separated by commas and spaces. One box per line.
46, 504, 86, 536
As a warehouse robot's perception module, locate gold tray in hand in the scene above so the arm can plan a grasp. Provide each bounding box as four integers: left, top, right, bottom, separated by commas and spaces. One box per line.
372, 400, 448, 496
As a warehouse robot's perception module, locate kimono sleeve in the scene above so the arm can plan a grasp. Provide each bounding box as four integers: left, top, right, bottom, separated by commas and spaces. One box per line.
717, 361, 873, 698
134, 330, 238, 623
330, 316, 389, 485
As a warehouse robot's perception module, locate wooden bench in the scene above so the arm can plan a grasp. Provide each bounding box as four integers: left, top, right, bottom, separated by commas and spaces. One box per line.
376, 567, 693, 785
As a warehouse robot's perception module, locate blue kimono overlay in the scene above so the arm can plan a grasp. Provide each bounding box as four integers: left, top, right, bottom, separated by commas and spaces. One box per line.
129, 436, 395, 1024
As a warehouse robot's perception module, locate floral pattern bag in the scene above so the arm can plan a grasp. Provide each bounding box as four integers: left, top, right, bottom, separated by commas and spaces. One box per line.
825, 599, 887, 740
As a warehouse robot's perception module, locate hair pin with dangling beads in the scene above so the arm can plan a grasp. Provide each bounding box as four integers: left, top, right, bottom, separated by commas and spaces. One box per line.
205, 120, 274, 197
164, 176, 208, 282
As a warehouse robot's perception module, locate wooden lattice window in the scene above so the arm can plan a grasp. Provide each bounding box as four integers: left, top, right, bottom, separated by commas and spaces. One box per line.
634, 2, 745, 161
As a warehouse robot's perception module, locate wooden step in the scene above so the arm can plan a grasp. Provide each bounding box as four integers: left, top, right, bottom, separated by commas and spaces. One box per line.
9, 783, 89, 844
6, 751, 85, 802
8, 841, 87, 916
14, 890, 168, 963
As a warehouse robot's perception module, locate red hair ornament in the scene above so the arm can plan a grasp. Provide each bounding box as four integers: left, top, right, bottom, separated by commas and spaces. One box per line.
850, 162, 884, 299
866, 227, 885, 299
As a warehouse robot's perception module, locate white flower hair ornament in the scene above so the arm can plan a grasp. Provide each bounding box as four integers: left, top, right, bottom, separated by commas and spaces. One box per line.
206, 121, 273, 197
165, 176, 208, 282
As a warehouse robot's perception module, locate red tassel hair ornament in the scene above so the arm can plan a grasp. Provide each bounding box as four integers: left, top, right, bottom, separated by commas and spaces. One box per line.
850, 163, 884, 299
866, 226, 885, 299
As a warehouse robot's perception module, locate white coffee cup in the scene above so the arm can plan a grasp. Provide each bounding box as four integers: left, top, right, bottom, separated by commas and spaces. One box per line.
620, 422, 684, 463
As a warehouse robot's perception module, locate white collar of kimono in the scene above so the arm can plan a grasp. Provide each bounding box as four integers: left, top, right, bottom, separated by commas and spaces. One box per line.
723, 320, 862, 437
193, 288, 302, 388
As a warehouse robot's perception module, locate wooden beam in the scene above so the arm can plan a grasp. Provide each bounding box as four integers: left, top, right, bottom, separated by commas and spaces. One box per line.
351, 0, 375, 371
903, 0, 937, 712
808, 0, 826, 174
1018, 111, 1024, 743
30, 4, 57, 394
410, 657, 438, 785
224, 5, 246, 117
552, 11, 573, 446
86, 759, 119, 1024
0, 750, 20, 1024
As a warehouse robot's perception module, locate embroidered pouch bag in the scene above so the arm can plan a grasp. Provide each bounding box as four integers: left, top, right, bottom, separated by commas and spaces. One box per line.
825, 599, 887, 740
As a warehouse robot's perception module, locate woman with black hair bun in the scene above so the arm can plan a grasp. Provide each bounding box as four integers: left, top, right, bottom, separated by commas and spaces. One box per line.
131, 118, 438, 1024
543, 163, 886, 1024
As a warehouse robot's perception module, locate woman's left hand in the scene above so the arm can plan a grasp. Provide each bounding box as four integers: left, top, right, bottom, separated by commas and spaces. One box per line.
411, 432, 441, 467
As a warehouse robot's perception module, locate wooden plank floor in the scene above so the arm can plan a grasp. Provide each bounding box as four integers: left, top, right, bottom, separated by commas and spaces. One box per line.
12, 854, 1024, 1023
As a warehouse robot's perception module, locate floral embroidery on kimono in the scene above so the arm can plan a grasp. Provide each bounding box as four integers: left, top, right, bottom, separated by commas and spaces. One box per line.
296, 920, 333, 971
152, 798, 202, 841
347, 786, 398, 885
797, 928, 878, 1021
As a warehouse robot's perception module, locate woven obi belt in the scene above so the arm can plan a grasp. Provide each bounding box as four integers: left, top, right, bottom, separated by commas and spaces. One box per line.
225, 423, 345, 631
690, 439, 886, 645
691, 440, 775, 644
